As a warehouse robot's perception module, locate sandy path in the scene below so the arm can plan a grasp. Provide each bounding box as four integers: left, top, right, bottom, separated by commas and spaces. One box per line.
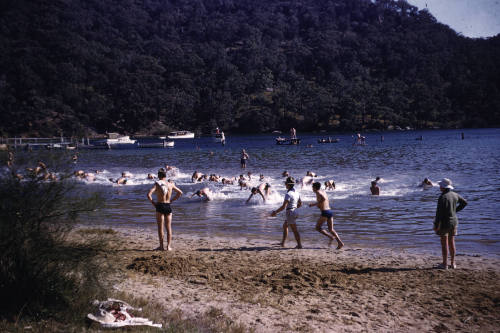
102, 227, 500, 332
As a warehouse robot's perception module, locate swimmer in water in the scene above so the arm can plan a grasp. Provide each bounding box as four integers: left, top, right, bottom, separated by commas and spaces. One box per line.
192, 171, 203, 182
420, 178, 433, 190
259, 174, 265, 181
221, 178, 234, 185
147, 173, 155, 180
324, 180, 336, 190
247, 171, 252, 180
282, 170, 290, 177
309, 182, 344, 249
191, 187, 213, 201
370, 181, 380, 195
238, 175, 248, 190
246, 183, 272, 203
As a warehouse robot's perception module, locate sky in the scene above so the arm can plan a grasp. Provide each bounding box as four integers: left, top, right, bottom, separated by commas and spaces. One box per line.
407, 0, 500, 38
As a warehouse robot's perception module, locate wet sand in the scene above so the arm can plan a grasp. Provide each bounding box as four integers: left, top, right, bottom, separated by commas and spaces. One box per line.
100, 227, 500, 332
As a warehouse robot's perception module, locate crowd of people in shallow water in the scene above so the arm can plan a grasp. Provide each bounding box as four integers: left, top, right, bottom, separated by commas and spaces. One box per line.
4, 144, 464, 270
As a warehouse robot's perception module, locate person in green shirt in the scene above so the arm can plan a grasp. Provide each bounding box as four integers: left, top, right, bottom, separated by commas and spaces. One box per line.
434, 178, 467, 269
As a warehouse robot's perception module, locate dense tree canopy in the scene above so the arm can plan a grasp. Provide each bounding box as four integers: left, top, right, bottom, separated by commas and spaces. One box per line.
0, 0, 499, 136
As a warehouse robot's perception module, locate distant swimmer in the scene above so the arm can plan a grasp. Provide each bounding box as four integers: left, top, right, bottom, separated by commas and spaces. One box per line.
35, 161, 47, 176
122, 171, 133, 178
271, 177, 302, 249
259, 174, 265, 181
74, 170, 85, 178
247, 171, 252, 180
240, 149, 249, 169
7, 151, 14, 167
301, 172, 315, 188
374, 176, 383, 183
147, 168, 183, 251
370, 181, 380, 195
420, 178, 433, 190
246, 183, 272, 204
238, 175, 248, 190
324, 180, 336, 190
72, 154, 78, 163
221, 178, 234, 185
282, 170, 290, 177
147, 173, 155, 180
109, 172, 129, 184
84, 172, 95, 182
191, 187, 213, 201
309, 182, 344, 249
209, 174, 220, 182
191, 171, 203, 182
306, 171, 317, 177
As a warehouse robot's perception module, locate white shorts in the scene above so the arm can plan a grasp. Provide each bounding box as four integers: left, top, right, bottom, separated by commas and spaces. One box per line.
285, 209, 298, 225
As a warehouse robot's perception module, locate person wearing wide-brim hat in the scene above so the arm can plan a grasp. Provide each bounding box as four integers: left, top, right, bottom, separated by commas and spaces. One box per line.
271, 176, 303, 249
434, 178, 467, 269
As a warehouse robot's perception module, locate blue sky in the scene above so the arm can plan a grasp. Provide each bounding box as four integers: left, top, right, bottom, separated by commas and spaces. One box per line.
408, 0, 500, 38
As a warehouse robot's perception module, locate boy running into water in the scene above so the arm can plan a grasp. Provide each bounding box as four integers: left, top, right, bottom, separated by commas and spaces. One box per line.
271, 177, 302, 249
147, 168, 183, 251
309, 182, 344, 249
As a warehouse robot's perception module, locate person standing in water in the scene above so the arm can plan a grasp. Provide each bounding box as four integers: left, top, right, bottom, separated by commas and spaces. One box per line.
147, 168, 183, 251
271, 177, 302, 249
434, 178, 467, 269
309, 182, 344, 249
240, 149, 249, 169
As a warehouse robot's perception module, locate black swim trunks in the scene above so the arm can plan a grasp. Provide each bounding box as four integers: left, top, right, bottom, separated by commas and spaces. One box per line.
321, 209, 334, 218
155, 202, 172, 215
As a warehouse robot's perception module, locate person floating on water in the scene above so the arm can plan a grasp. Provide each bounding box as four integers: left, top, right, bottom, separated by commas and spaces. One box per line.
191, 187, 213, 201
419, 178, 433, 190
434, 178, 467, 269
324, 180, 336, 190
238, 174, 248, 189
240, 149, 249, 169
147, 168, 183, 251
309, 182, 344, 249
370, 181, 380, 195
271, 176, 302, 249
246, 183, 272, 204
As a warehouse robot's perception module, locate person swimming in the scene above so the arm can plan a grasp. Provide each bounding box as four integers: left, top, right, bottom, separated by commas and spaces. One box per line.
191, 188, 213, 201
246, 183, 272, 203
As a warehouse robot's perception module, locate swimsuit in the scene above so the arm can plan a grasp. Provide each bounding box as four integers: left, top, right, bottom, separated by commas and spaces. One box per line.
321, 210, 334, 218
155, 202, 172, 215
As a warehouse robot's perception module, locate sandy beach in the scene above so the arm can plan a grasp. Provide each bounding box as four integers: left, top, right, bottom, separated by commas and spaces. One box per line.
94, 226, 500, 332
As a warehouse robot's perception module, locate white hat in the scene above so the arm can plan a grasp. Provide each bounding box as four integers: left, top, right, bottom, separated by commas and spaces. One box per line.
438, 178, 453, 189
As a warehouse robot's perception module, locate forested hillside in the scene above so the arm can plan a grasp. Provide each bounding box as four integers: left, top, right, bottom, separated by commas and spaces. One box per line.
0, 0, 499, 136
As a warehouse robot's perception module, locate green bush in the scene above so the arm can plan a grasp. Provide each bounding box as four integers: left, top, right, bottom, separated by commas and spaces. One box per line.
0, 158, 106, 322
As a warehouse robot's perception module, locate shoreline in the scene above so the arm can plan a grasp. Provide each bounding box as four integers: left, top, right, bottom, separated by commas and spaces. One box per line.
84, 223, 500, 260
84, 225, 500, 332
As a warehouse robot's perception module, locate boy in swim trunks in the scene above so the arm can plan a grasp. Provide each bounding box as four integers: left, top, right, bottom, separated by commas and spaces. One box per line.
147, 168, 183, 251
309, 182, 344, 249
271, 177, 302, 249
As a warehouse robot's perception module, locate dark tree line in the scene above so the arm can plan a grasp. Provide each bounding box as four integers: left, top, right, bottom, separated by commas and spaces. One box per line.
0, 0, 499, 137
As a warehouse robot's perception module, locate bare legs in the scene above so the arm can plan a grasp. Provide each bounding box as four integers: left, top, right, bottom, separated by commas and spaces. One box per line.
316, 217, 344, 249
281, 221, 302, 249
156, 212, 173, 251
440, 235, 456, 268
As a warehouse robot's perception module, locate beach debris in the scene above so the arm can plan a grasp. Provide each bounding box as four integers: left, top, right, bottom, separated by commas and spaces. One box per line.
87, 298, 162, 328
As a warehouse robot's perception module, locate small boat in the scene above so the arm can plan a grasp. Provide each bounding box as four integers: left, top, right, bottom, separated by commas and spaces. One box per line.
317, 138, 339, 144
167, 131, 195, 139
276, 137, 301, 145
95, 133, 138, 149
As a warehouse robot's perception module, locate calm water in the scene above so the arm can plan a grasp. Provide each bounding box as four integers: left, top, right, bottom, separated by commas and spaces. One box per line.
26, 129, 500, 255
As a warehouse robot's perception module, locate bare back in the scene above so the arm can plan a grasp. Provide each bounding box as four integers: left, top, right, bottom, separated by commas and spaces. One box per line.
315, 190, 331, 211
149, 180, 182, 203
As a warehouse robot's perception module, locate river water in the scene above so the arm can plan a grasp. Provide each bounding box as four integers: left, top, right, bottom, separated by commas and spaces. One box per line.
27, 129, 500, 256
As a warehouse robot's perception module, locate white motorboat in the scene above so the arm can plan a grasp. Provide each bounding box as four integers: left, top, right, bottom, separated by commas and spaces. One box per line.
167, 131, 195, 139
96, 133, 137, 149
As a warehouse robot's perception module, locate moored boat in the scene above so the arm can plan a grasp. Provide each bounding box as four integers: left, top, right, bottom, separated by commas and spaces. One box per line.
167, 131, 195, 139
95, 133, 138, 149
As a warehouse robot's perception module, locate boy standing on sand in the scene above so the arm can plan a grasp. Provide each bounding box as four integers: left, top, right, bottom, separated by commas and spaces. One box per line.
309, 182, 344, 249
271, 177, 302, 249
434, 178, 467, 269
147, 168, 183, 251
